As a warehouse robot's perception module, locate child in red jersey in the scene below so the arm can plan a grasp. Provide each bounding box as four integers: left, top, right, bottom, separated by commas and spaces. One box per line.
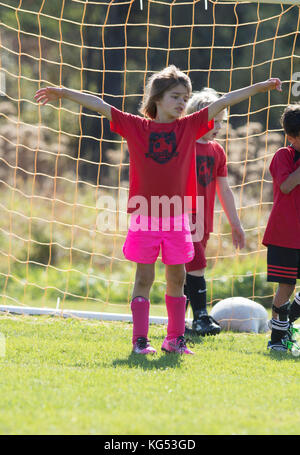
184, 88, 245, 336
35, 67, 281, 355
263, 104, 300, 352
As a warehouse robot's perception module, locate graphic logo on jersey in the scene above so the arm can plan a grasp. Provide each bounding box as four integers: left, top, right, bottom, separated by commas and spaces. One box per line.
146, 132, 178, 164
196, 155, 215, 187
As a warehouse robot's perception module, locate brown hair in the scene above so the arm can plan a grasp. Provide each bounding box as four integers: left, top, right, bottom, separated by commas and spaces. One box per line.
139, 65, 192, 119
281, 104, 300, 137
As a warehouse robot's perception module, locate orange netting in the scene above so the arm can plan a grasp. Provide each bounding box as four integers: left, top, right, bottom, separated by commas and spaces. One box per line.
0, 0, 299, 316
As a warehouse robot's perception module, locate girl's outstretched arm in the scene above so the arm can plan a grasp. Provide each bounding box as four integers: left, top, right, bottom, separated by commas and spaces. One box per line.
207, 78, 282, 121
34, 87, 112, 121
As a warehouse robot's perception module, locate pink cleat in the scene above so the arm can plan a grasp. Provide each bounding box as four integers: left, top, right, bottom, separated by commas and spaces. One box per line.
132, 337, 157, 355
161, 336, 194, 355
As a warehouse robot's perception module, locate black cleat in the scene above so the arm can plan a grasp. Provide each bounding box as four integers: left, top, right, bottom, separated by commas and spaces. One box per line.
186, 312, 221, 336
267, 323, 300, 354
267, 339, 288, 352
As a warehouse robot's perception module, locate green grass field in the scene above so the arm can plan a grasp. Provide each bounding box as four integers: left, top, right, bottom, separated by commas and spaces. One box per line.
0, 313, 299, 435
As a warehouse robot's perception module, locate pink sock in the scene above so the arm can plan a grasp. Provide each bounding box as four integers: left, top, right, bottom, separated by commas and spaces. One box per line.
131, 296, 150, 344
165, 294, 186, 340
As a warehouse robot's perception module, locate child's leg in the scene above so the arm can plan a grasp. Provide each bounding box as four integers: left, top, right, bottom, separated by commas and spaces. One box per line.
165, 264, 186, 339
185, 269, 221, 336
272, 283, 295, 317
186, 269, 207, 315
185, 234, 208, 318
266, 245, 298, 349
272, 283, 295, 316
131, 263, 155, 345
270, 283, 295, 343
132, 262, 155, 300
184, 235, 219, 335
160, 264, 193, 354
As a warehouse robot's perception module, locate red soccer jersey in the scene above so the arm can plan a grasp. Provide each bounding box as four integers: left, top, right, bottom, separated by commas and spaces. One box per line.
195, 141, 228, 234
110, 106, 214, 216
263, 146, 300, 249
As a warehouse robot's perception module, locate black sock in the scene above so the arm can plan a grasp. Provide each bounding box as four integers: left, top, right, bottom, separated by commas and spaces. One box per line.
289, 293, 300, 324
185, 274, 207, 319
270, 301, 290, 343
270, 318, 289, 343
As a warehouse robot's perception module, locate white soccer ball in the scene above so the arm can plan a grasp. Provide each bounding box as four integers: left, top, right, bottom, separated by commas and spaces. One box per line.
210, 297, 269, 333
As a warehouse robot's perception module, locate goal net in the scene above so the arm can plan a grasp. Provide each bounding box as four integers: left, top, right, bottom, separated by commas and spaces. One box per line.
0, 0, 299, 322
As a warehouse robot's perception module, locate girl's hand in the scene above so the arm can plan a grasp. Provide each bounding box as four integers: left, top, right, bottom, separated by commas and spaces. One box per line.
259, 78, 282, 93
231, 224, 245, 250
34, 87, 64, 105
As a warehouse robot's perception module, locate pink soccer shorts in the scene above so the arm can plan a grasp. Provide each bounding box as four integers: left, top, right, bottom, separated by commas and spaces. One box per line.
123, 214, 195, 265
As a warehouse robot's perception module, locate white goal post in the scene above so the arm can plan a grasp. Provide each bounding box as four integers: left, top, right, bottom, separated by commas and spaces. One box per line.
0, 305, 168, 324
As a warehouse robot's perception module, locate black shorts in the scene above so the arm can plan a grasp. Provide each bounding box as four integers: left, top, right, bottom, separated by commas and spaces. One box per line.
267, 244, 300, 284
